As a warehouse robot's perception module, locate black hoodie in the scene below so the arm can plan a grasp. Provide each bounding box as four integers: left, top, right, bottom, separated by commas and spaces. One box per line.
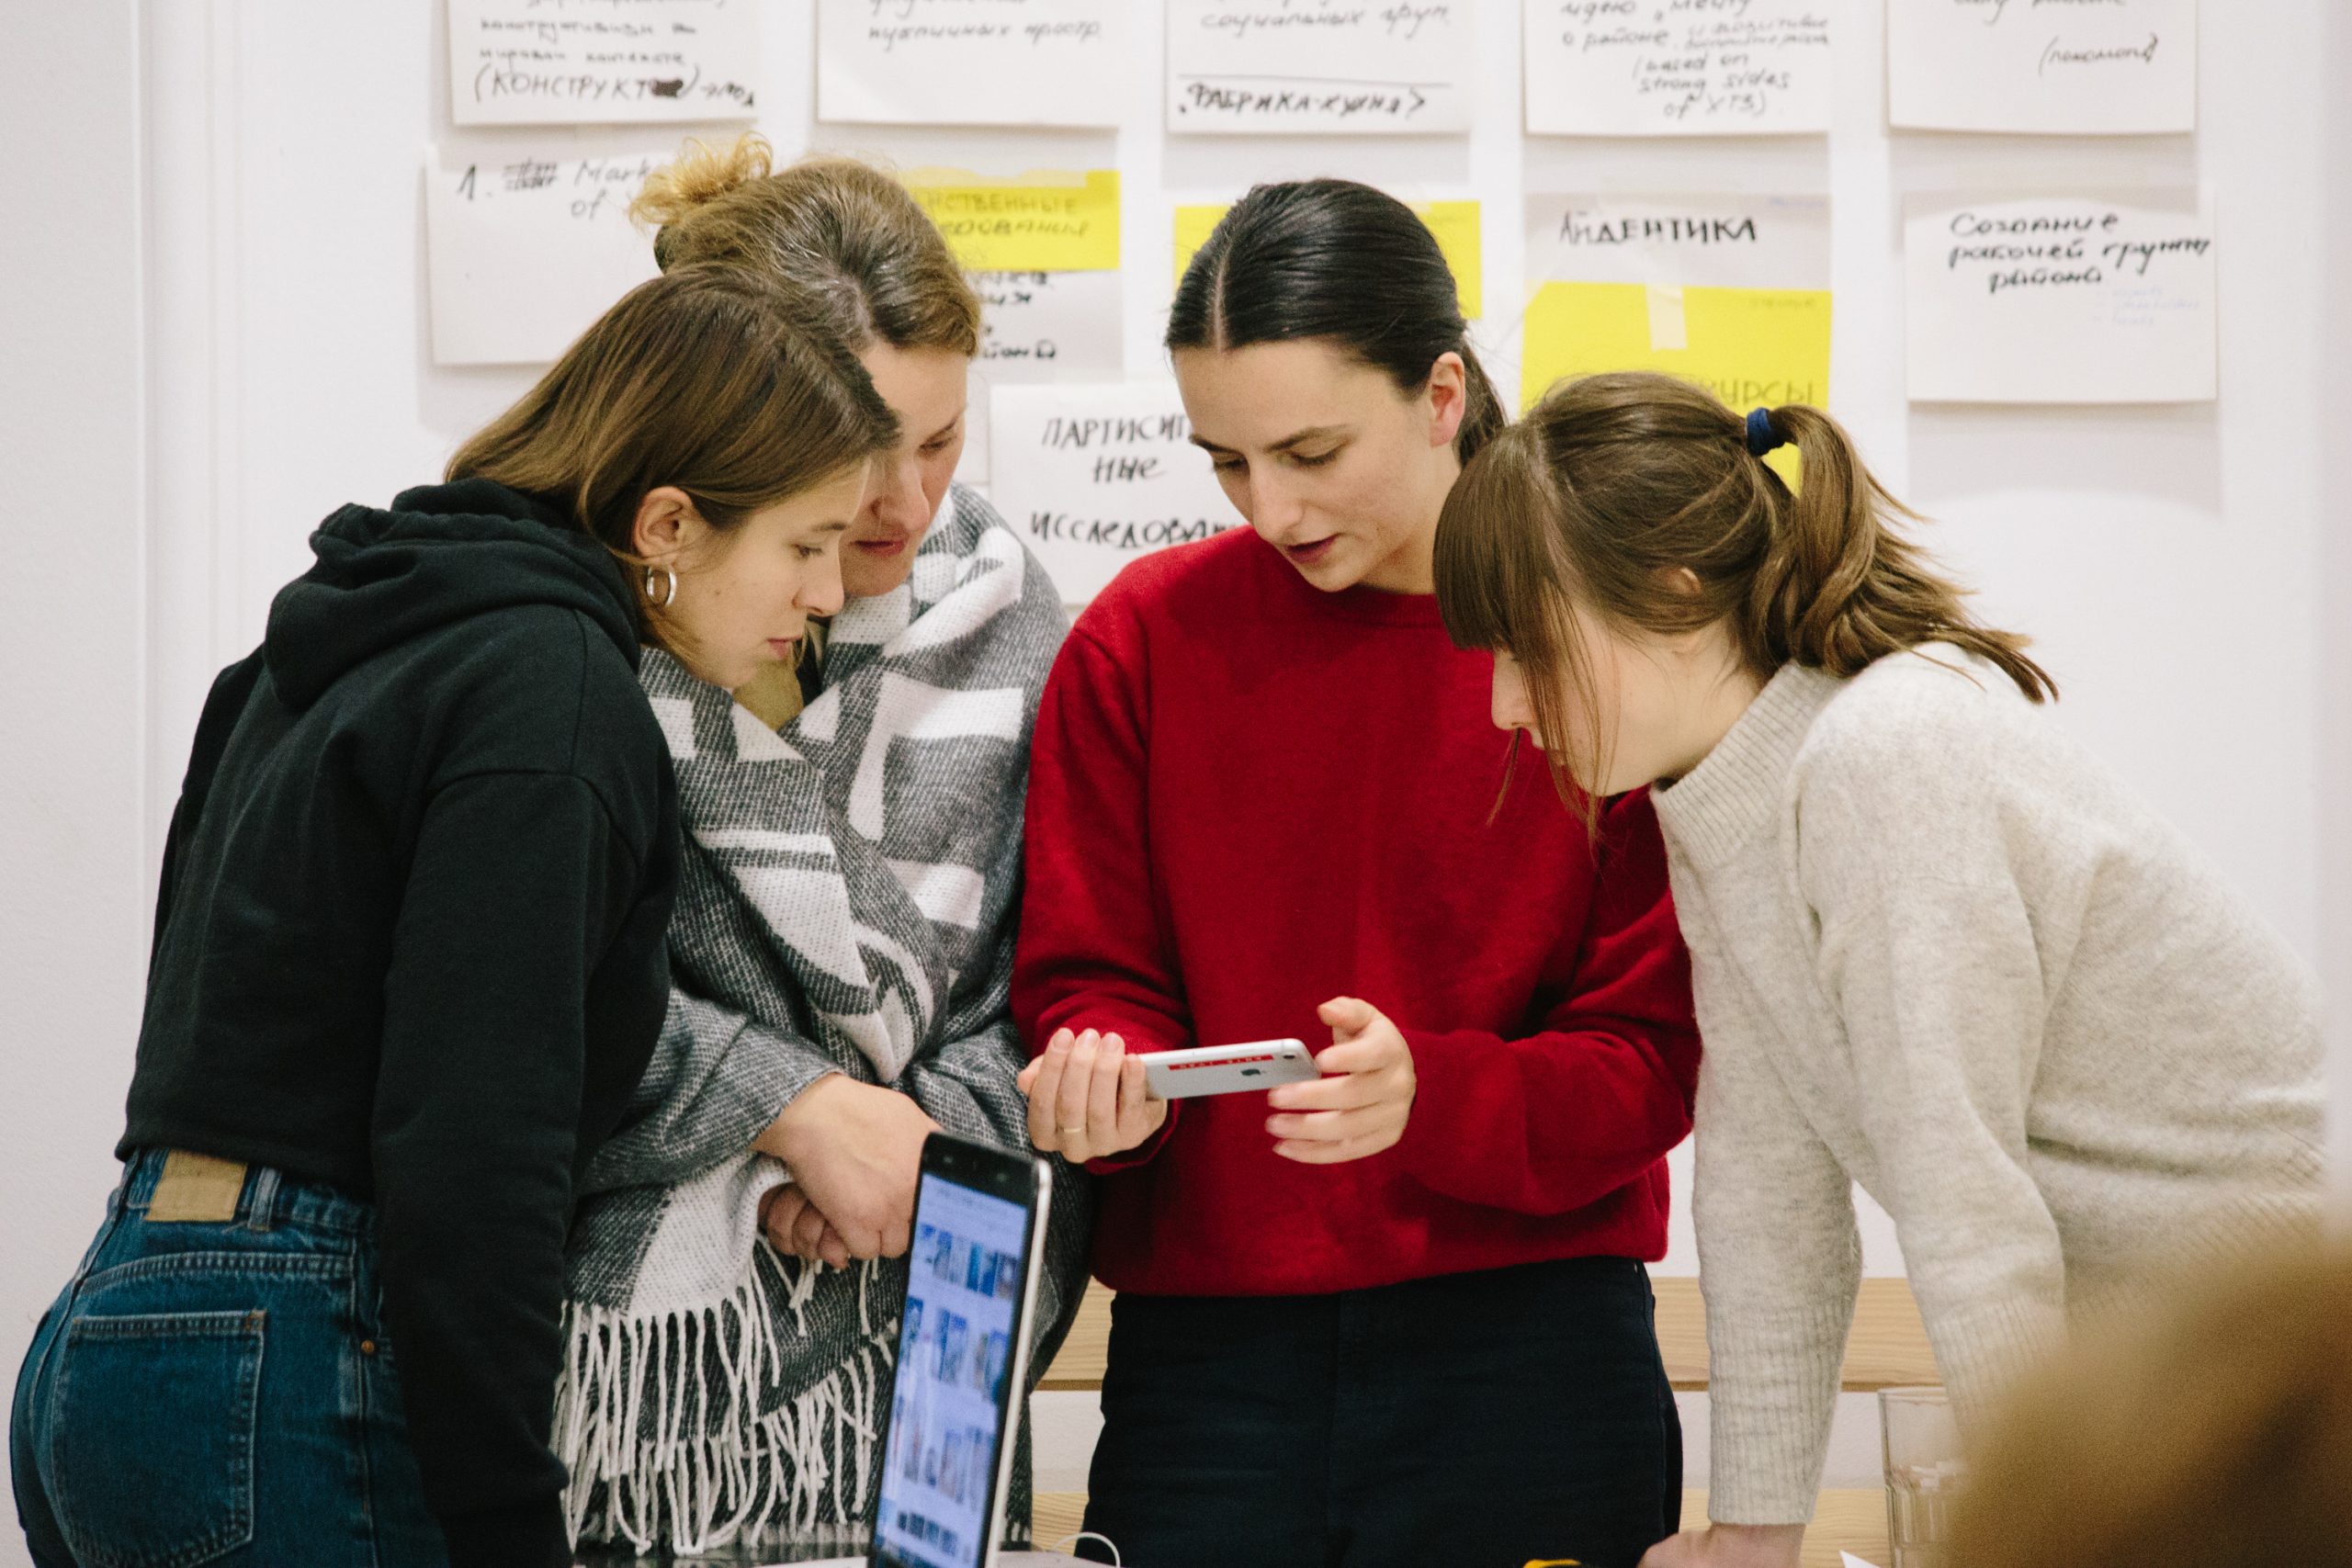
120, 479, 680, 1568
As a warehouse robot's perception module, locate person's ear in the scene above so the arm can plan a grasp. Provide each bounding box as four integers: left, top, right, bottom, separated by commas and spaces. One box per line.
1425, 352, 1468, 451
1645, 568, 1716, 657
631, 486, 699, 563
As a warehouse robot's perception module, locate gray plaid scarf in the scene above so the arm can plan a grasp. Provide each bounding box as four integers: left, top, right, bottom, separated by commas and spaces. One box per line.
555, 488, 1091, 1558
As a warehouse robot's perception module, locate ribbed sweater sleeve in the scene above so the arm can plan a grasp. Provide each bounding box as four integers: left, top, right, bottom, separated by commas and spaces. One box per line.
1690, 959, 1861, 1524
1799, 739, 2071, 1428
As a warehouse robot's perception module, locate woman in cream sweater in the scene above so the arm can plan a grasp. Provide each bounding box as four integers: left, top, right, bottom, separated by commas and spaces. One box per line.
1430, 370, 2325, 1568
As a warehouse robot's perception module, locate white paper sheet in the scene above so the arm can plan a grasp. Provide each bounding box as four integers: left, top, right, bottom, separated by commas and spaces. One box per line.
447, 0, 760, 126
1841, 1554, 1888, 1568
1526, 193, 1832, 288
1524, 0, 1831, 136
960, 269, 1127, 485
1520, 193, 1834, 414
972, 270, 1126, 383
987, 381, 1243, 605
816, 0, 1126, 128
1165, 0, 1474, 135
1888, 0, 2196, 134
424, 141, 664, 367
1904, 190, 2217, 404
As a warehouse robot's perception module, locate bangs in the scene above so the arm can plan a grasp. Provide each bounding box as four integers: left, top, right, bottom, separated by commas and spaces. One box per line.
1435, 422, 1560, 656
1433, 416, 1609, 836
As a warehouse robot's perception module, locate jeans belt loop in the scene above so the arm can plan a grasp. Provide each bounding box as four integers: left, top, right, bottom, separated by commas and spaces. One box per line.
244, 1164, 283, 1233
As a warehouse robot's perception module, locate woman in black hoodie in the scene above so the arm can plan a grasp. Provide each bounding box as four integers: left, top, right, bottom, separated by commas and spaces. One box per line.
7, 265, 898, 1568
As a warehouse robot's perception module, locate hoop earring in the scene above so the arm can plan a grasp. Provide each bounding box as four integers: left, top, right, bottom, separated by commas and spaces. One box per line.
642, 564, 678, 608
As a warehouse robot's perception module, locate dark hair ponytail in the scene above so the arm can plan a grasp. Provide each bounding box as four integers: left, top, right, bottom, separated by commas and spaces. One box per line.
1167, 179, 1502, 464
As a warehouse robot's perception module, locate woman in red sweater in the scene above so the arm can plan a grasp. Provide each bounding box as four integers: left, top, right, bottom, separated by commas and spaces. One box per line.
1009, 180, 1703, 1568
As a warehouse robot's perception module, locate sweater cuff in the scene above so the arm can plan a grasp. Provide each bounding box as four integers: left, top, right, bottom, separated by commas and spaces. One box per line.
437, 1497, 569, 1568
1086, 1099, 1181, 1173
1389, 1027, 1478, 1188
1703, 1294, 1855, 1525
1046, 1021, 1184, 1174
769, 1057, 846, 1118
1927, 1292, 2066, 1432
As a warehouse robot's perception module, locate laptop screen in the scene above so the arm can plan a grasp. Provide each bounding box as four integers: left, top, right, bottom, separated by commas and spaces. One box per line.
873, 1168, 1033, 1568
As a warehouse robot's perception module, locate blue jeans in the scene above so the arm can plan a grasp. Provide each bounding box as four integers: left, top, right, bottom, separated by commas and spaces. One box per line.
11, 1150, 449, 1568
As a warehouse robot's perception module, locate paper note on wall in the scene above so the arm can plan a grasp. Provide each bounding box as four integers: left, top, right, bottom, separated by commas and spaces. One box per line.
1905, 191, 2216, 404
1889, 0, 2195, 134
1165, 0, 1473, 135
817, 0, 1126, 128
447, 0, 759, 126
908, 171, 1121, 273
1522, 194, 1832, 427
987, 382, 1243, 605
1523, 0, 1831, 136
1173, 200, 1483, 319
424, 142, 664, 367
972, 271, 1125, 381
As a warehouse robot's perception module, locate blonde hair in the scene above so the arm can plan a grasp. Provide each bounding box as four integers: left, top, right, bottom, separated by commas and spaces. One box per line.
447, 264, 898, 635
1950, 1247, 2352, 1568
1433, 371, 2052, 825
633, 133, 981, 359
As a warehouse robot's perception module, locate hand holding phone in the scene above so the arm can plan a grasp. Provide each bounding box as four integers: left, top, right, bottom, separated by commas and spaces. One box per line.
1018, 1029, 1167, 1166
1262, 997, 1419, 1165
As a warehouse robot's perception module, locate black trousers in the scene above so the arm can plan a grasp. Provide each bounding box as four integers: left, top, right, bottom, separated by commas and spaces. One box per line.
1080, 1256, 1682, 1568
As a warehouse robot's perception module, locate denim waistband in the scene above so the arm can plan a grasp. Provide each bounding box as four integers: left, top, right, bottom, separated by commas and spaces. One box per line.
119, 1146, 377, 1239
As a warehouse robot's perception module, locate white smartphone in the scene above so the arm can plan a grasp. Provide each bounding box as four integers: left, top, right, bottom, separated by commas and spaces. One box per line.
1143, 1038, 1319, 1100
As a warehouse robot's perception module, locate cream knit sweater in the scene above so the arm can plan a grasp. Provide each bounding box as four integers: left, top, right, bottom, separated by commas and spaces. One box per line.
1650, 648, 2325, 1525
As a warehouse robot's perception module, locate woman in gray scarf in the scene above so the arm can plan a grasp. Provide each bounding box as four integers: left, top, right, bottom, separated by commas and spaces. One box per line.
558, 137, 1091, 1563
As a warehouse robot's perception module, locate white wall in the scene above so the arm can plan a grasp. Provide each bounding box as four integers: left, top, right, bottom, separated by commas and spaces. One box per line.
0, 6, 151, 1566
3, 2, 2346, 1557
2325, 0, 2352, 1203
129, 0, 2337, 954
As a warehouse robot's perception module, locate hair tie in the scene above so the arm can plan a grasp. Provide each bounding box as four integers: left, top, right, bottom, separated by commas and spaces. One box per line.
1746, 407, 1787, 458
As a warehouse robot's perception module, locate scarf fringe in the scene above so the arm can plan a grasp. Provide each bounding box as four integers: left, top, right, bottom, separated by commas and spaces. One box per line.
556, 1246, 899, 1556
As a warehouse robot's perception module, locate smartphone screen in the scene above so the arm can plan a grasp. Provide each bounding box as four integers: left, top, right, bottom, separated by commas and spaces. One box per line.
872, 1146, 1040, 1568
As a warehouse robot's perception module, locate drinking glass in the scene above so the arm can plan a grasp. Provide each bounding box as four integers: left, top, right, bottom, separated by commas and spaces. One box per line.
1880, 1385, 1966, 1568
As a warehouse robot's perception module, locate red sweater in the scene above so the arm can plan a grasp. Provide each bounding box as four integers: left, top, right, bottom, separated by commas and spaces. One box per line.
1012, 530, 1701, 1297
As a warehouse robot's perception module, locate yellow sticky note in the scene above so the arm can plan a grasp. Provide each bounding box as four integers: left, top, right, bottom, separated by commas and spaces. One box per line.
1173, 198, 1483, 319
1414, 200, 1484, 320
909, 170, 1120, 273
1172, 204, 1227, 284
1522, 280, 1830, 484
1523, 282, 1827, 483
